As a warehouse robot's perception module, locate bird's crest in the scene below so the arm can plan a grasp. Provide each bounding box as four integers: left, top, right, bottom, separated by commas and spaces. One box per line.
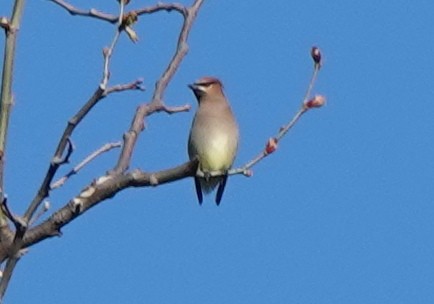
195, 76, 223, 88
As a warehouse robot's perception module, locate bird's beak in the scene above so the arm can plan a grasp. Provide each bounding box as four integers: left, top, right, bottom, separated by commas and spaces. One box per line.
188, 83, 197, 91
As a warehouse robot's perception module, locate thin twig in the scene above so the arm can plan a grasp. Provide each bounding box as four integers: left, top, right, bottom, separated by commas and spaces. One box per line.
49, 0, 189, 24
135, 3, 186, 17
24, 1, 126, 223
229, 107, 307, 176
51, 142, 122, 190
104, 79, 145, 95
53, 137, 75, 166
28, 201, 50, 226
112, 0, 204, 174
101, 31, 121, 89
156, 103, 191, 114
118, 0, 125, 25
275, 61, 320, 142
49, 0, 118, 23
23, 86, 104, 222
208, 49, 324, 178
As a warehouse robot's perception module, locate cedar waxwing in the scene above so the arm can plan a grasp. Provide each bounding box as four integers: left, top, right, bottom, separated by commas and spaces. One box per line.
188, 76, 239, 205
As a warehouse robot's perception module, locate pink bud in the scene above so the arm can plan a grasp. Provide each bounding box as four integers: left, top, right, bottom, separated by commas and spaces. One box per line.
311, 46, 322, 66
244, 170, 253, 177
304, 95, 326, 109
265, 138, 278, 154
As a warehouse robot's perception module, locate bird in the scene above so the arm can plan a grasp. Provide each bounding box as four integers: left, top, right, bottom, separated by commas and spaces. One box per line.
187, 76, 239, 205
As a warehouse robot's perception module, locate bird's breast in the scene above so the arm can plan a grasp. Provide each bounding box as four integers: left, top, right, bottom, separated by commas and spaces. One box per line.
188, 105, 238, 172
200, 133, 235, 171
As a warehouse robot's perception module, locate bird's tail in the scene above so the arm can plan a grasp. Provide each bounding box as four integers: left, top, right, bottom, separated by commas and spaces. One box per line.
201, 176, 228, 205
200, 177, 221, 194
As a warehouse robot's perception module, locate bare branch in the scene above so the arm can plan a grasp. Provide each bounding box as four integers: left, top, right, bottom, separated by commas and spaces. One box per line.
135, 3, 187, 17
209, 47, 325, 178
0, 0, 26, 228
228, 107, 307, 177
0, 0, 325, 300
101, 32, 121, 89
0, 0, 27, 298
49, 0, 191, 24
49, 0, 118, 23
0, 0, 205, 300
156, 103, 191, 114
112, 0, 204, 175
28, 201, 50, 227
0, 198, 27, 299
104, 79, 145, 95
53, 137, 75, 166
51, 142, 122, 190
0, 256, 19, 299
0, 198, 25, 232
23, 86, 105, 222
149, 2, 202, 106
24, 0, 131, 223
275, 47, 323, 142
23, 159, 198, 248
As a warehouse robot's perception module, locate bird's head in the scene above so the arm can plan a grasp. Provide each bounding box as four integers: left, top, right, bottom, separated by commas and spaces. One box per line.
188, 76, 224, 101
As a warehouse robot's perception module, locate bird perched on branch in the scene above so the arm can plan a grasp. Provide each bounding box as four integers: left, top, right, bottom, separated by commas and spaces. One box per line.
188, 76, 239, 205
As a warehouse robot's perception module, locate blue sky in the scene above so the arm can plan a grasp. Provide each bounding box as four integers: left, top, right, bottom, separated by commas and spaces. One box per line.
2, 0, 434, 303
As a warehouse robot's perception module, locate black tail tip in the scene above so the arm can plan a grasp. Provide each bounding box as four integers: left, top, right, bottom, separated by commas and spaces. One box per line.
215, 175, 228, 206
194, 177, 203, 205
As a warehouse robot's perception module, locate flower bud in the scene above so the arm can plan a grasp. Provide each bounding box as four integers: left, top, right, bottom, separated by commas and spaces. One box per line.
304, 95, 326, 109
311, 46, 322, 66
117, 0, 131, 5
265, 138, 278, 154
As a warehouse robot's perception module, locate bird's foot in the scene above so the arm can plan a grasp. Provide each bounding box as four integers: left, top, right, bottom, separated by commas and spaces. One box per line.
196, 168, 228, 181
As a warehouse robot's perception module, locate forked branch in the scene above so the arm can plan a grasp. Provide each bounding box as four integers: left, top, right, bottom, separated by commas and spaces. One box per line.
112, 0, 203, 174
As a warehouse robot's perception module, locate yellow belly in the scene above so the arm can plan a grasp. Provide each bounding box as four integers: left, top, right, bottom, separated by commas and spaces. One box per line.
200, 135, 233, 171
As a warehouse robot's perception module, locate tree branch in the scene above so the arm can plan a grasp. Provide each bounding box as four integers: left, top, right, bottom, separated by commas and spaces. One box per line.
112, 0, 204, 175
197, 47, 325, 178
49, 0, 191, 24
23, 159, 198, 248
49, 0, 118, 23
0, 198, 25, 233
0, 255, 19, 300
0, 0, 26, 229
104, 78, 145, 95
24, 1, 128, 223
51, 142, 122, 190
0, 0, 204, 300
23, 86, 105, 223
0, 0, 26, 299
